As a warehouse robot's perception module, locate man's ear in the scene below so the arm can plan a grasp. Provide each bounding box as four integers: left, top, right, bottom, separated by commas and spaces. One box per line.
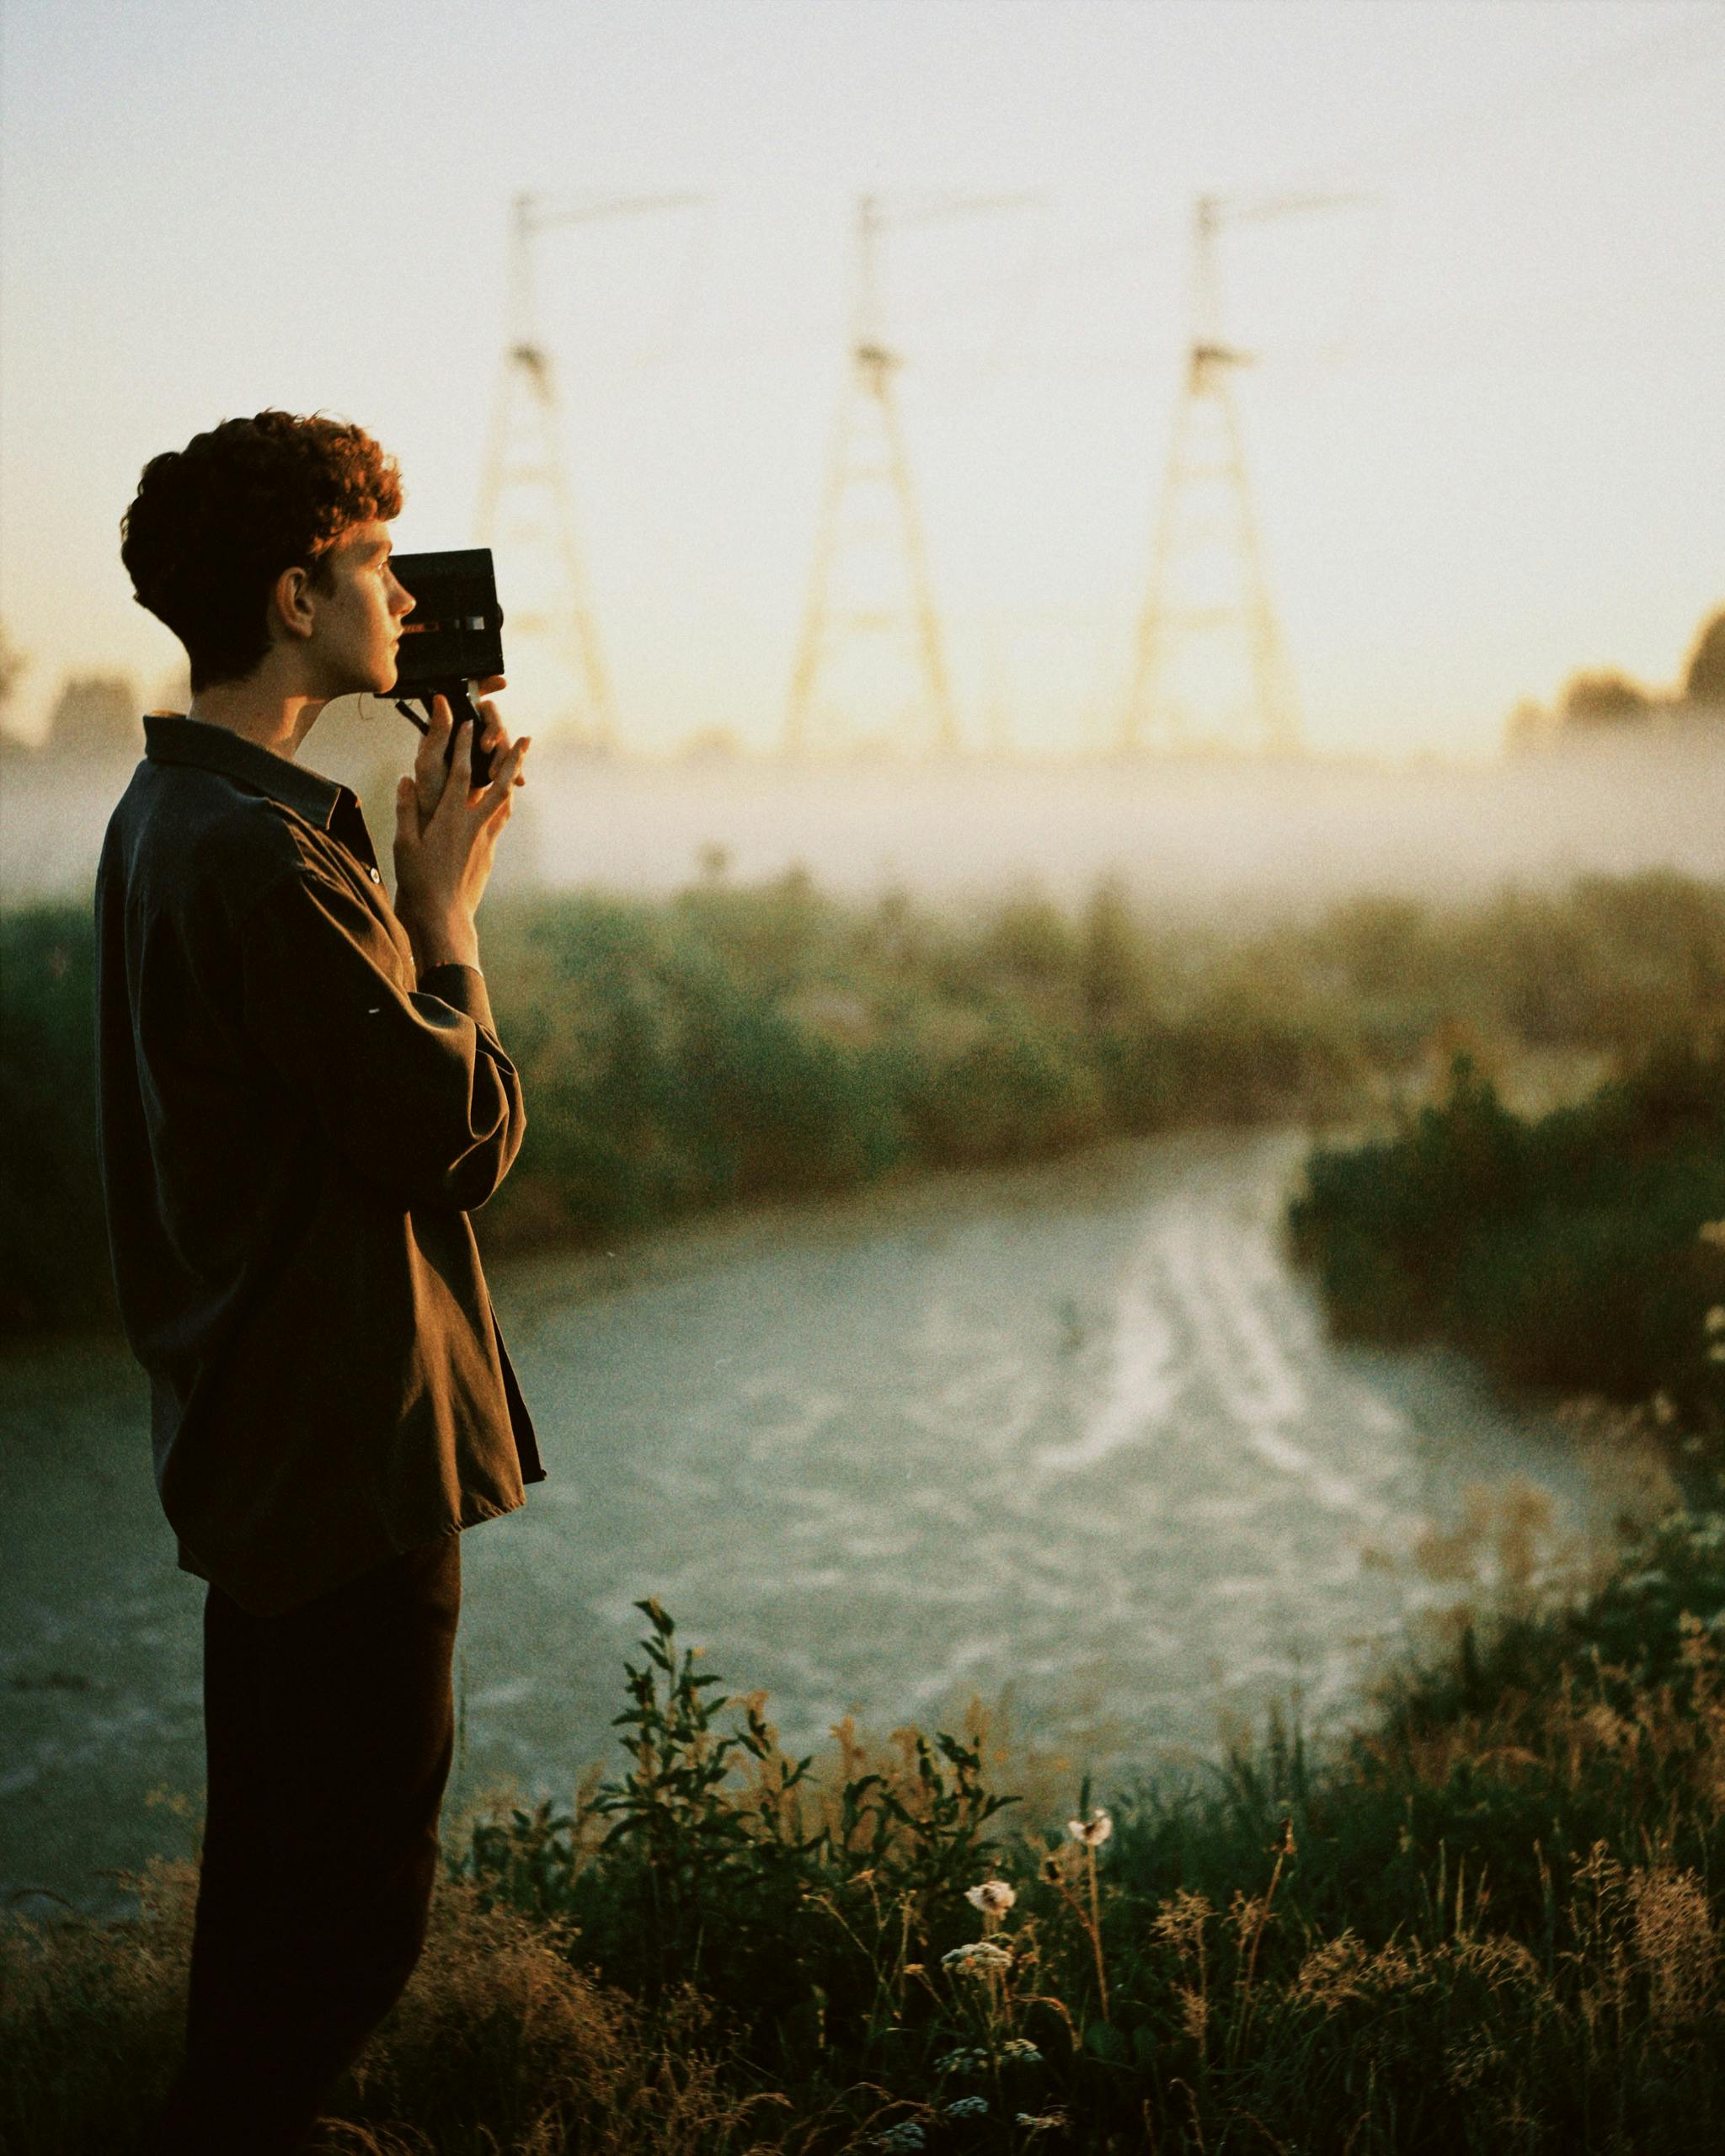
270, 563, 317, 644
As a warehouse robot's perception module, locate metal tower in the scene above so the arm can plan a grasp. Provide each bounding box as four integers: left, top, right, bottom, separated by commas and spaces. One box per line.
786, 193, 1035, 758
1121, 192, 1357, 756
478, 190, 700, 749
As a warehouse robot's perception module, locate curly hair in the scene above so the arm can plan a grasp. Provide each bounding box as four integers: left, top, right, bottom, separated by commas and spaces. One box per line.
120, 411, 404, 691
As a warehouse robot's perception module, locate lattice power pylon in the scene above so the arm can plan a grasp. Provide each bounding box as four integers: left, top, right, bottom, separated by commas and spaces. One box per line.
1121, 192, 1358, 756
786, 193, 1036, 758
478, 190, 700, 749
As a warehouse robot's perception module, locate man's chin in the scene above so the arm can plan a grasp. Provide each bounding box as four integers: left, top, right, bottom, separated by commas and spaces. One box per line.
315, 665, 399, 707
350, 661, 400, 702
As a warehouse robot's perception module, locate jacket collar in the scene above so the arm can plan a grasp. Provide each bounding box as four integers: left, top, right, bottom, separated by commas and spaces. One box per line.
143, 713, 345, 831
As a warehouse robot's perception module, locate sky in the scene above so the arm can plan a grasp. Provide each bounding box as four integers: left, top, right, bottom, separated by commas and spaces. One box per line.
2, 0, 1722, 761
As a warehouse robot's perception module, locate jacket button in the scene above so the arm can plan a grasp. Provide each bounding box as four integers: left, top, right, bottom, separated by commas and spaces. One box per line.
369, 867, 381, 883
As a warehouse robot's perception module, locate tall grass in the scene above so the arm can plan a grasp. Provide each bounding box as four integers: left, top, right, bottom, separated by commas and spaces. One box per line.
7, 1513, 1725, 2153
9, 869, 1725, 1338
0, 905, 108, 1332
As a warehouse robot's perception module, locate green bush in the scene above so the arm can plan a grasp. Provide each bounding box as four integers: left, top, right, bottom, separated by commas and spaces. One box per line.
1291, 1043, 1725, 1412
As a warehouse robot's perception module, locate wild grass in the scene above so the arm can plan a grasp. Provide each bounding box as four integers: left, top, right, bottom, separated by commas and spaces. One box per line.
0, 1854, 778, 2155
7, 1520, 1725, 2154
9, 867, 1725, 1336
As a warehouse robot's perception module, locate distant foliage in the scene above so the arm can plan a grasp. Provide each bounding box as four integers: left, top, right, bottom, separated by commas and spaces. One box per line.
1526, 600, 1725, 739
9, 869, 1725, 1337
478, 869, 1725, 1258
1685, 607, 1725, 706
1558, 668, 1653, 728
0, 621, 24, 728
40, 675, 142, 761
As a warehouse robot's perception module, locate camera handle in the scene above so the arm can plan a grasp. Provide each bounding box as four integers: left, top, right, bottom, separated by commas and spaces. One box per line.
394, 682, 495, 788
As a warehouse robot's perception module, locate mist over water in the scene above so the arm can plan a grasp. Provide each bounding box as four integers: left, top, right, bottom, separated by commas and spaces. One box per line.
6, 718, 1725, 911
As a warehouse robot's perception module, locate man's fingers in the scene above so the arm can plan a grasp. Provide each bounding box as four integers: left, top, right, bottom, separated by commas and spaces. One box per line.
412, 737, 441, 822
393, 776, 419, 851
412, 696, 454, 816
421, 714, 473, 827
478, 735, 531, 819
476, 696, 510, 755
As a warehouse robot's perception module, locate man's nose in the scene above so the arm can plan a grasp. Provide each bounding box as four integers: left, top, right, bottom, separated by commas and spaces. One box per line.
391, 576, 414, 620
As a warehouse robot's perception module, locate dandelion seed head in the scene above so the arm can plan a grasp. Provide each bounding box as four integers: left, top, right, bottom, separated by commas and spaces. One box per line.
965, 1878, 1017, 1914
1067, 1809, 1114, 1848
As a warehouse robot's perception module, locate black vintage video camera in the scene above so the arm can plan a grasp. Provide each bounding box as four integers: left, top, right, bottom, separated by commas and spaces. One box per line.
389, 548, 505, 787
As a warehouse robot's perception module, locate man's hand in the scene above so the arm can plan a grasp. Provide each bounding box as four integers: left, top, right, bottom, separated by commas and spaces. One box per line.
400, 675, 524, 830
393, 678, 531, 974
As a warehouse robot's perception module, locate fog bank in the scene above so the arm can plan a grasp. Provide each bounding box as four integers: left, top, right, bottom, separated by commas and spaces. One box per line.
5, 721, 1723, 918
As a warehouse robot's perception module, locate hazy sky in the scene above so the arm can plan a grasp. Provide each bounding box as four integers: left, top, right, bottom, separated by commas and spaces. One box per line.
2, 0, 1722, 759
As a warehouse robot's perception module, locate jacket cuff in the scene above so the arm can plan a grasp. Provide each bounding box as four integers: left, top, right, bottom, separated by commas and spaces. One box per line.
419, 962, 497, 1037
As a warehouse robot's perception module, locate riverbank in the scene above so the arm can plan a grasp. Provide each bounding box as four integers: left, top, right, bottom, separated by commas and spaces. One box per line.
6, 1503, 1725, 2154
6, 867, 1717, 1336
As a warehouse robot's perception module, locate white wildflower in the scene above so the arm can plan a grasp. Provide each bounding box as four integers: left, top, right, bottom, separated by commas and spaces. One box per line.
1001, 2037, 1043, 2065
965, 1878, 1017, 1916
1067, 1809, 1114, 1849
942, 1940, 1013, 1976
1706, 1305, 1725, 1335
875, 2126, 927, 2153
946, 2095, 990, 2120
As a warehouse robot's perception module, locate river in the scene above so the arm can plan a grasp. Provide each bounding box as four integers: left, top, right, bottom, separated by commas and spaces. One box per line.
1, 1128, 1599, 1916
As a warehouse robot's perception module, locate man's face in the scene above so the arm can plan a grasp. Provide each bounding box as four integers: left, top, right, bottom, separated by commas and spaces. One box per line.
307, 520, 414, 697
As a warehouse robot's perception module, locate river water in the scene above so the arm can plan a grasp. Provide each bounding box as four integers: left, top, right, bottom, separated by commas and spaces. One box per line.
1, 1129, 1595, 1915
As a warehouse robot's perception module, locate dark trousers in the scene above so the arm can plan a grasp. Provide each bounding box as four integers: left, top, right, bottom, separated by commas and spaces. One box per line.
146, 1535, 462, 2156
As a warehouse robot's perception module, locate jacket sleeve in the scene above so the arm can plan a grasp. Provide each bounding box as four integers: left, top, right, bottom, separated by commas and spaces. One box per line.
238, 857, 526, 1214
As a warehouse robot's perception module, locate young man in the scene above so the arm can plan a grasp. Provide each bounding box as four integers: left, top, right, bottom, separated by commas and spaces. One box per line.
98, 409, 543, 2153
